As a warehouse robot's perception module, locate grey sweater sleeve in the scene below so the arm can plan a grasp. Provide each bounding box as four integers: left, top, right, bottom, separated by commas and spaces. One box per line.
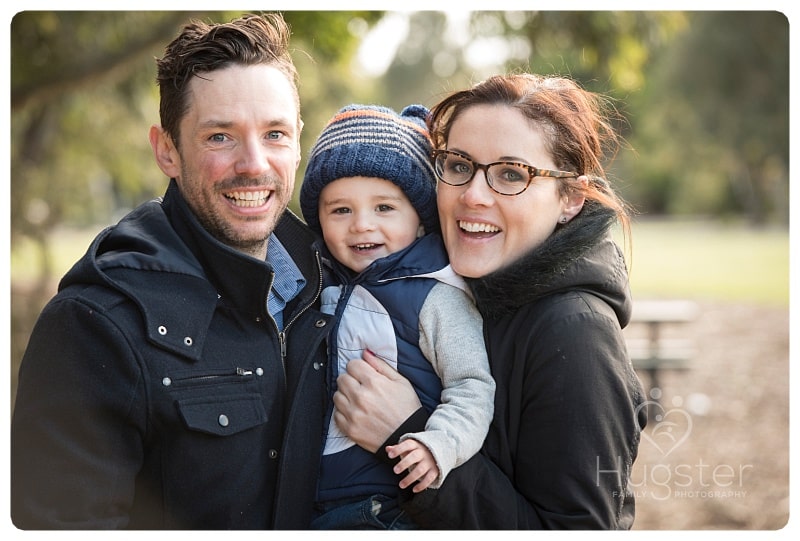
401, 281, 495, 488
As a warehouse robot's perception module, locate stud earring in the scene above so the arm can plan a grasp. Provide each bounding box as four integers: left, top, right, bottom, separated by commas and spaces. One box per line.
559, 216, 568, 224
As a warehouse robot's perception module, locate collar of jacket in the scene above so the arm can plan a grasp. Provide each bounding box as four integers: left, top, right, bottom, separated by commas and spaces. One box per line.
465, 201, 630, 323
164, 178, 324, 332
165, 179, 279, 318
320, 233, 450, 286
166, 179, 324, 318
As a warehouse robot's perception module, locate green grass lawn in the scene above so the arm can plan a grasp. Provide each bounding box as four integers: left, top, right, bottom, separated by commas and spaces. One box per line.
11, 218, 790, 306
614, 218, 789, 306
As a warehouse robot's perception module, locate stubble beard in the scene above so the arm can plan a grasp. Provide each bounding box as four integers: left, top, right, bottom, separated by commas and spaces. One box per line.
182, 170, 289, 260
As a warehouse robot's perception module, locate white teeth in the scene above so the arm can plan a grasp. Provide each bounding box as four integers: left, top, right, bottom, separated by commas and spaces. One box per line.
459, 221, 500, 233
354, 243, 377, 250
225, 190, 269, 207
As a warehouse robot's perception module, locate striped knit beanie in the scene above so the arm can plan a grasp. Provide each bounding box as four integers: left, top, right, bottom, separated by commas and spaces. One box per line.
300, 104, 438, 235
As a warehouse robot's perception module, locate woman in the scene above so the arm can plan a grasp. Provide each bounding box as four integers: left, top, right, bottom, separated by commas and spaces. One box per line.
332, 73, 648, 529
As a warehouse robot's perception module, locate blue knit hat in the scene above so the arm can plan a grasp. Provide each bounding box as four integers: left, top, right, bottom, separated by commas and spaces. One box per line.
301, 104, 438, 235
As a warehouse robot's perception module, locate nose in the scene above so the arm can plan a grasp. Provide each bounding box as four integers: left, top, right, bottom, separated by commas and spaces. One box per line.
234, 137, 271, 177
350, 209, 377, 232
460, 168, 496, 206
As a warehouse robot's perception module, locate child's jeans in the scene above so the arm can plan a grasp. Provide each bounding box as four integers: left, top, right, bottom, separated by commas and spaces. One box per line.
310, 494, 418, 530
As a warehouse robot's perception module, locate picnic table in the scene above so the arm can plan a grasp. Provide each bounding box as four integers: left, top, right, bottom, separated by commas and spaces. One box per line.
626, 299, 698, 402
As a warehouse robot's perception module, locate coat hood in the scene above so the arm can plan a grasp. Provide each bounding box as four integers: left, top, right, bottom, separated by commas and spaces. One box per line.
60, 182, 211, 293
466, 201, 632, 326
57, 186, 223, 361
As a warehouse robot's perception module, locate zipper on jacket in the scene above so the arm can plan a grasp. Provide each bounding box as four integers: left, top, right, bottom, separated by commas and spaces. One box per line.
278, 331, 287, 359
260, 268, 286, 389
165, 367, 256, 386
279, 249, 325, 352
269, 249, 327, 528
266, 249, 325, 385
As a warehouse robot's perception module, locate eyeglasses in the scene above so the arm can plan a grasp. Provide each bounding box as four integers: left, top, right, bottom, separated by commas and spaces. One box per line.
432, 149, 578, 196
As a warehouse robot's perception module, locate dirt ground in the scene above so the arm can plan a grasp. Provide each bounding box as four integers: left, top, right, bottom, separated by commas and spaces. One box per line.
625, 300, 790, 530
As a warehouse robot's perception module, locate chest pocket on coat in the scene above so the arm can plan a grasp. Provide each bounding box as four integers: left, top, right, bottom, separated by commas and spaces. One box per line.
176, 394, 267, 437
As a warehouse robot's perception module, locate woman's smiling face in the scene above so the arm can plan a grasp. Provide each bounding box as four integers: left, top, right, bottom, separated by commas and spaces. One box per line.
436, 104, 582, 278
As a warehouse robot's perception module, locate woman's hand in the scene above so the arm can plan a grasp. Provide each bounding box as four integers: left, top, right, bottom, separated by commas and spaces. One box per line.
333, 350, 422, 453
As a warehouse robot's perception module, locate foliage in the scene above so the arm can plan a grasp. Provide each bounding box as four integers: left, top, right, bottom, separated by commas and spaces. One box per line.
616, 11, 789, 223
375, 12, 687, 112
477, 11, 687, 96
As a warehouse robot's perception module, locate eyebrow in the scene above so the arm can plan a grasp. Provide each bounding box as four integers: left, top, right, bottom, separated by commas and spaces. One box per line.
198, 118, 296, 131
198, 119, 232, 130
321, 193, 405, 206
448, 147, 530, 164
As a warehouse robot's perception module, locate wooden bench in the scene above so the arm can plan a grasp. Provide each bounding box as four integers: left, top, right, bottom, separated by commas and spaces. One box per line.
626, 300, 698, 403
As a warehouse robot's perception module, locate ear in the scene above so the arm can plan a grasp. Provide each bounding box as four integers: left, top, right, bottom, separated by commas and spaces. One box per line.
149, 125, 181, 179
560, 175, 588, 223
295, 119, 304, 169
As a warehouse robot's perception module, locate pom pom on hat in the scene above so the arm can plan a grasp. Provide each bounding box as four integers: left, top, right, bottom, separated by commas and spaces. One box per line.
300, 104, 438, 235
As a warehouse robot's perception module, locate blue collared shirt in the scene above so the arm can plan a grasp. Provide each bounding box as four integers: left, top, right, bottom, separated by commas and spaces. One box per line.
266, 235, 306, 330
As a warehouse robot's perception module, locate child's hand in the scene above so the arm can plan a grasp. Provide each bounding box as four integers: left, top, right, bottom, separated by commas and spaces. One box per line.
385, 438, 440, 493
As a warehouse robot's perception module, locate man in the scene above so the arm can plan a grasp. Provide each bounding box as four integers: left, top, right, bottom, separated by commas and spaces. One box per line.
11, 13, 331, 529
